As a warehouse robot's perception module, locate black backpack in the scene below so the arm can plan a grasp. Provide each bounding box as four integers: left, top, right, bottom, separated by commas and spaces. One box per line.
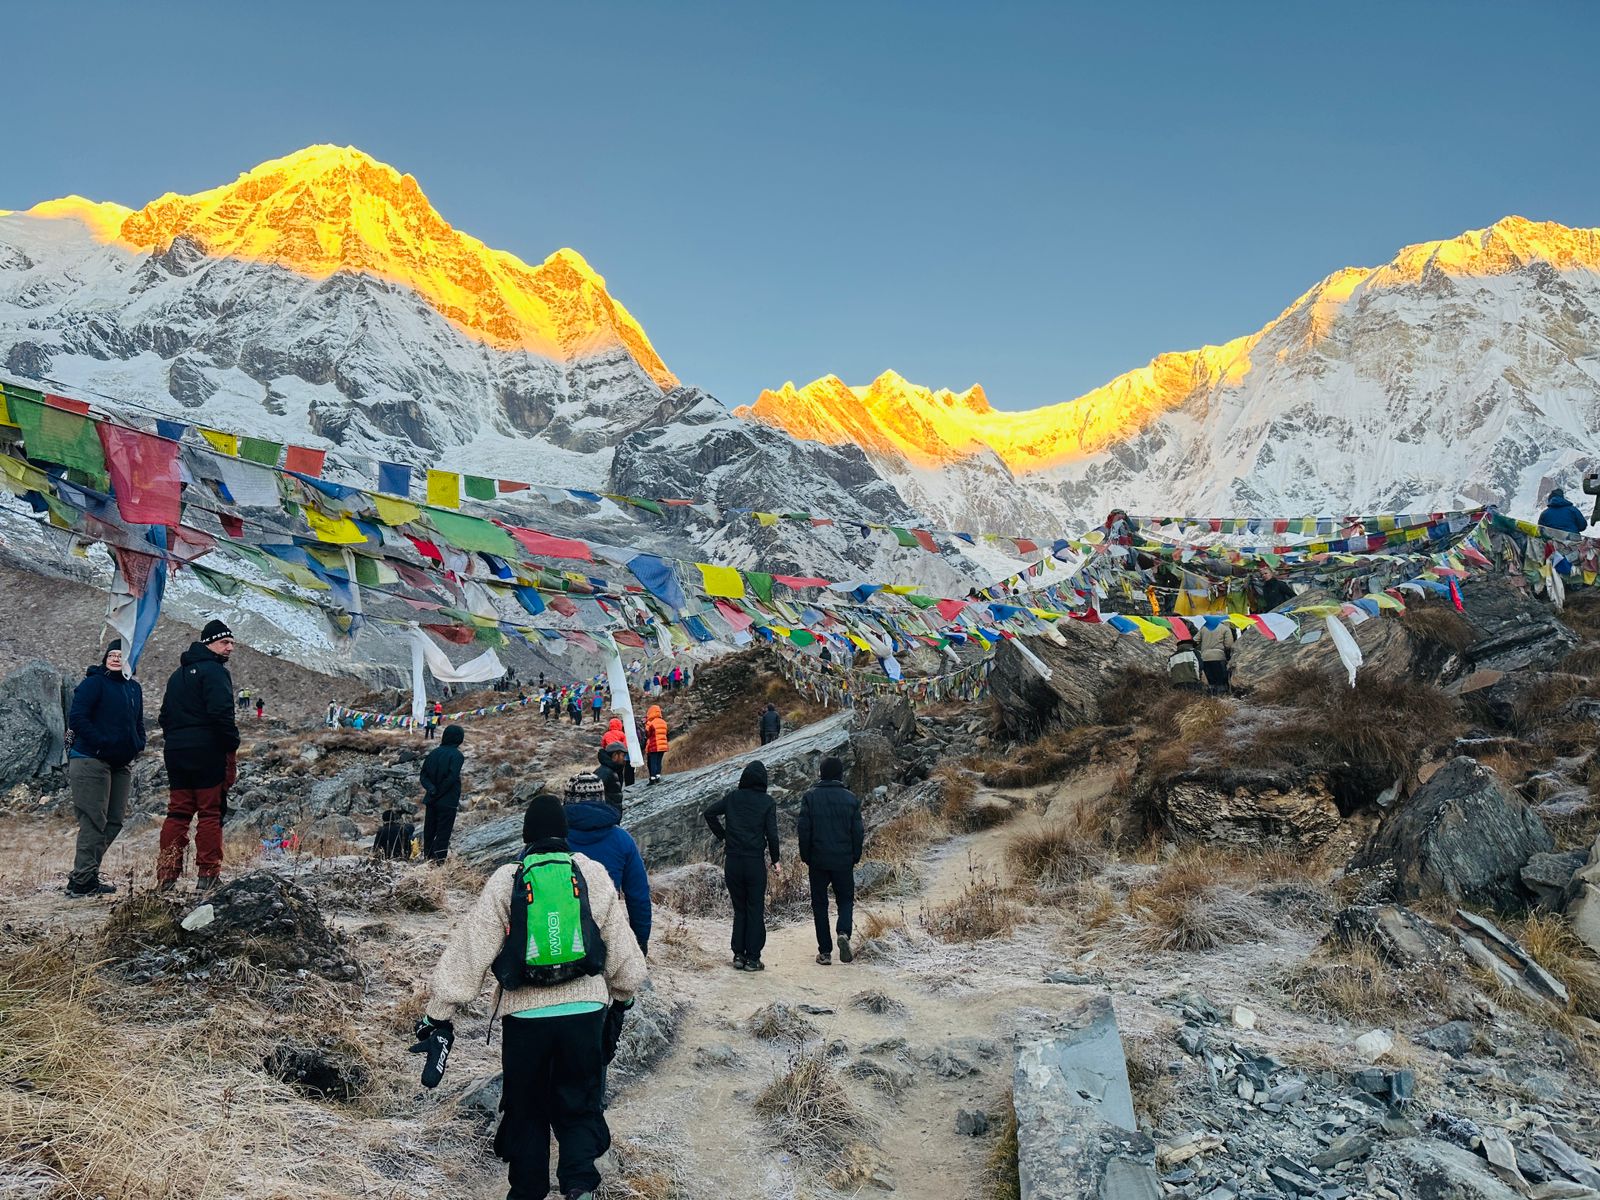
491, 850, 607, 990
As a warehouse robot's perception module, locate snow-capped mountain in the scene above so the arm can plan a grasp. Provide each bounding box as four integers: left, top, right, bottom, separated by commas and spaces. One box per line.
742, 218, 1600, 525
0, 145, 980, 596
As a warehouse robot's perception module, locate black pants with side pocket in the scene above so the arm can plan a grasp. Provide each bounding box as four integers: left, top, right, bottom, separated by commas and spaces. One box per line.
497, 1007, 609, 1199
422, 801, 458, 862
808, 864, 855, 956
725, 854, 769, 962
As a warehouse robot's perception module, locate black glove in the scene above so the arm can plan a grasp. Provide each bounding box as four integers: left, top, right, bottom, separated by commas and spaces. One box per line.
408, 1016, 455, 1088
601, 1000, 631, 1065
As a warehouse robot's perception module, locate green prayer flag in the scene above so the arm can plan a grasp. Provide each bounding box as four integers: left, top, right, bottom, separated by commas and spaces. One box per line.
239, 437, 283, 466
353, 556, 385, 586
473, 626, 508, 646
890, 527, 918, 548
10, 396, 108, 487
787, 629, 817, 648
746, 571, 774, 603
627, 496, 665, 516
464, 475, 497, 501
190, 563, 243, 597
904, 594, 939, 609
426, 508, 520, 557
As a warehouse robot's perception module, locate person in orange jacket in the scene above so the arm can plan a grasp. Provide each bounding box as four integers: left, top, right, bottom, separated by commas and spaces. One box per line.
601, 717, 627, 749
644, 705, 668, 784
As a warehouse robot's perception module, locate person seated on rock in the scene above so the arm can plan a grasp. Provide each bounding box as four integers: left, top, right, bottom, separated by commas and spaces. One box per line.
564, 774, 651, 956
372, 809, 415, 860
704, 760, 781, 971
595, 743, 628, 814
1540, 487, 1591, 536
417, 794, 647, 1200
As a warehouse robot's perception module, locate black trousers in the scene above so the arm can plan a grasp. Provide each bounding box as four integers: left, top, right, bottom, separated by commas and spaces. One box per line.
760, 730, 777, 745
808, 864, 855, 955
725, 856, 769, 962
497, 1009, 609, 1199
422, 801, 458, 862
1201, 659, 1231, 694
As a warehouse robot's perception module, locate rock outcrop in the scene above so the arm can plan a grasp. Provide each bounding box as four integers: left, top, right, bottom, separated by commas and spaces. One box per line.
989, 623, 1166, 740
1348, 757, 1553, 912
1144, 767, 1344, 850
0, 660, 70, 790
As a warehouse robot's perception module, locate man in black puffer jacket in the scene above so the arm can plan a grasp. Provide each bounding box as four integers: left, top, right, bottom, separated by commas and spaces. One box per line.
66, 639, 145, 896
798, 756, 864, 966
758, 703, 781, 745
596, 743, 628, 815
157, 620, 240, 894
419, 724, 466, 862
704, 760, 781, 971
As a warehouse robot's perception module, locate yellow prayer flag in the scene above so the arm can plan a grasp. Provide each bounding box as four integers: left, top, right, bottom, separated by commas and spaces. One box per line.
427, 470, 460, 508
882, 584, 917, 595
199, 428, 239, 456
1227, 614, 1254, 629
304, 507, 367, 545
1371, 594, 1405, 611
755, 512, 778, 527
697, 563, 745, 599
373, 494, 422, 526
1127, 616, 1172, 643
0, 389, 14, 428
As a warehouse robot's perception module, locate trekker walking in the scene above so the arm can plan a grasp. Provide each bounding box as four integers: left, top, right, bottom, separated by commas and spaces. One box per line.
254, 696, 265, 720
157, 620, 240, 895
420, 724, 465, 863
66, 639, 145, 896
758, 702, 781, 745
1540, 487, 1590, 535
644, 705, 668, 784
373, 809, 415, 860
1197, 619, 1237, 695
595, 743, 628, 814
237, 686, 249, 710
601, 717, 627, 750
416, 794, 647, 1200
797, 756, 863, 966
325, 701, 337, 728
592, 690, 604, 722
703, 761, 781, 971
564, 774, 651, 955
424, 708, 438, 740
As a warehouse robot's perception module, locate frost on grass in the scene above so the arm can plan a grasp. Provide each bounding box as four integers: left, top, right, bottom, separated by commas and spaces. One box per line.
755, 1049, 874, 1162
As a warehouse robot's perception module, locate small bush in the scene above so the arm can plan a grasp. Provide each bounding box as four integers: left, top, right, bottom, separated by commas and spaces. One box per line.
755, 1050, 871, 1159
1127, 857, 1274, 952
1005, 813, 1110, 893
920, 865, 1021, 944
1282, 941, 1453, 1021
984, 1093, 1020, 1200
1521, 912, 1600, 1019
748, 1003, 821, 1043
1560, 644, 1600, 678
1400, 604, 1476, 655
868, 809, 943, 865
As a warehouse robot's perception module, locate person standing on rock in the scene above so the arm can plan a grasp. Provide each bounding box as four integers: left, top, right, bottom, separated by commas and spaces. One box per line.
595, 743, 629, 814
419, 724, 466, 863
65, 639, 145, 897
591, 688, 604, 723
417, 794, 647, 1200
156, 620, 240, 895
758, 702, 781, 745
644, 704, 668, 784
372, 809, 415, 860
704, 760, 781, 971
798, 756, 863, 966
1197, 618, 1237, 695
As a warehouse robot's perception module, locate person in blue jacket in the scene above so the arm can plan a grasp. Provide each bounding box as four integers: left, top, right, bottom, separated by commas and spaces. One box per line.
564, 772, 651, 955
1539, 488, 1590, 535
66, 640, 145, 896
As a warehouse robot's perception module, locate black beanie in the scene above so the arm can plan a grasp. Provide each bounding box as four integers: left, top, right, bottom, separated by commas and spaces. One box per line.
739, 760, 769, 791
101, 639, 123, 664
201, 619, 233, 645
820, 756, 844, 782
523, 793, 568, 843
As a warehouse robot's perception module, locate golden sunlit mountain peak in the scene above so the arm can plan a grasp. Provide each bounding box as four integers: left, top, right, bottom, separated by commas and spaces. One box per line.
17, 145, 676, 387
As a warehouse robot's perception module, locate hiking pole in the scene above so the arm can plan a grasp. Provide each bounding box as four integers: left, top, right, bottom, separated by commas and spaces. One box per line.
408, 1017, 455, 1088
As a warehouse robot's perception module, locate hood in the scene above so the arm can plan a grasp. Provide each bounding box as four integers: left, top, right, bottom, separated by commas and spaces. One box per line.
647, 705, 662, 720
564, 799, 623, 833
738, 760, 769, 791
1547, 493, 1577, 509
607, 718, 624, 734
179, 642, 225, 667
441, 724, 465, 746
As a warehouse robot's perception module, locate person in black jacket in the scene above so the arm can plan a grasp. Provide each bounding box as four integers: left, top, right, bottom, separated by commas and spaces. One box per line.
66, 640, 145, 896
798, 757, 864, 965
1252, 565, 1296, 613
758, 703, 781, 745
703, 760, 781, 971
373, 809, 415, 860
420, 724, 465, 863
157, 620, 240, 895
595, 743, 628, 815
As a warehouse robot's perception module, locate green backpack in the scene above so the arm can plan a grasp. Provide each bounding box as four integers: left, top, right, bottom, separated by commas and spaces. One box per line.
492, 851, 607, 989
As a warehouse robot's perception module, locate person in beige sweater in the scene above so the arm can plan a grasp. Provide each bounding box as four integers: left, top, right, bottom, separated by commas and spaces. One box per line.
421, 794, 648, 1200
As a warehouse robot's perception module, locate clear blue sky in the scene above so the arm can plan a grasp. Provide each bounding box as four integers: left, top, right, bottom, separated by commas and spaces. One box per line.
8, 1, 1596, 411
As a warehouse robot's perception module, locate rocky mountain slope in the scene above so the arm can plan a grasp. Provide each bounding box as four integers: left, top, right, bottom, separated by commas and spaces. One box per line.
743, 218, 1600, 525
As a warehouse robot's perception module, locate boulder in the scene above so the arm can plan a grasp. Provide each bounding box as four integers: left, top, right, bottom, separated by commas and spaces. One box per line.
1328, 905, 1457, 968
989, 624, 1167, 740
1569, 884, 1600, 958
1521, 851, 1585, 910
456, 712, 855, 869
0, 660, 71, 790
1348, 757, 1553, 912
1389, 1140, 1522, 1200
1144, 767, 1343, 850
862, 696, 918, 746
1013, 994, 1159, 1200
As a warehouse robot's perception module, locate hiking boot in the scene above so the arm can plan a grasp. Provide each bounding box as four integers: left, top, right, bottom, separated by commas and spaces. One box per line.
838, 936, 854, 963
195, 875, 221, 899
816, 952, 831, 966
746, 959, 765, 971
156, 879, 176, 894
732, 956, 747, 971
563, 1190, 597, 1200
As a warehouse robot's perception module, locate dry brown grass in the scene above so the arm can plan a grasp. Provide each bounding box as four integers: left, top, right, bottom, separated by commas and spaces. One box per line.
595, 1123, 693, 1200
867, 808, 945, 865
1558, 644, 1600, 678
1123, 1033, 1180, 1123
983, 1093, 1020, 1200
1282, 942, 1452, 1022
1005, 810, 1111, 894
1507, 674, 1600, 733
920, 862, 1022, 944
748, 1002, 821, 1043
1399, 604, 1476, 655
664, 669, 830, 774
1520, 912, 1600, 1019
1127, 855, 1275, 952
755, 1049, 873, 1160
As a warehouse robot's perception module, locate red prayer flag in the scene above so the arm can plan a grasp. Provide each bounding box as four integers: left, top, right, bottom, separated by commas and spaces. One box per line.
612, 630, 647, 647
423, 623, 476, 645
935, 599, 968, 621
45, 393, 91, 415
809, 518, 834, 528
547, 596, 579, 617
284, 445, 326, 477
405, 534, 443, 562
912, 529, 939, 553
497, 479, 530, 493
1013, 538, 1039, 555
773, 575, 831, 589
96, 422, 182, 524
220, 514, 245, 539
505, 524, 594, 562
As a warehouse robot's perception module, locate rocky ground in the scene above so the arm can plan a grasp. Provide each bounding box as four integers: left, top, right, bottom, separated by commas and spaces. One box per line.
3, 586, 1600, 1200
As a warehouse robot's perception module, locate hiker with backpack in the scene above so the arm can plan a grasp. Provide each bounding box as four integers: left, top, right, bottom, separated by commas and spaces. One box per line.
413, 794, 648, 1200
703, 760, 781, 971
419, 724, 466, 863
797, 756, 863, 967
